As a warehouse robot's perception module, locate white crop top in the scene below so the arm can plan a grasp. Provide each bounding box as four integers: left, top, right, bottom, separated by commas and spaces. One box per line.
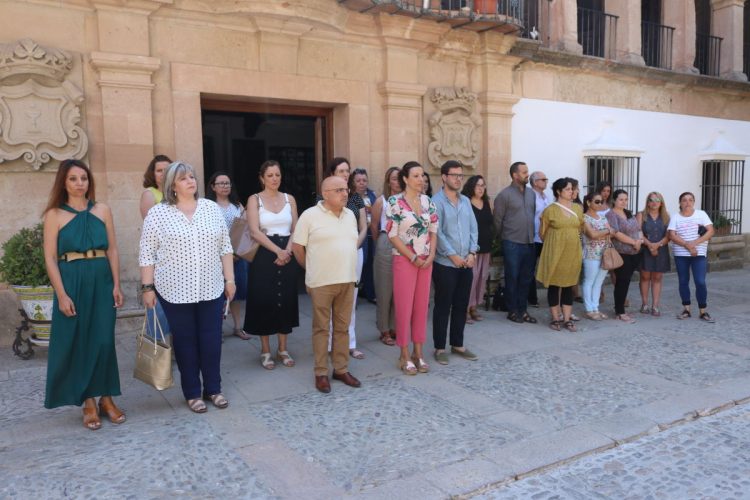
258, 193, 292, 236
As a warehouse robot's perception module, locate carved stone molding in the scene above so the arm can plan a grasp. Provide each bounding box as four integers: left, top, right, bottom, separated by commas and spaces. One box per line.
0, 39, 88, 170
426, 87, 481, 170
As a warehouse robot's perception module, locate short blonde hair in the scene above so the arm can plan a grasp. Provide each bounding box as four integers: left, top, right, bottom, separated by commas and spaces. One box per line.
163, 161, 198, 204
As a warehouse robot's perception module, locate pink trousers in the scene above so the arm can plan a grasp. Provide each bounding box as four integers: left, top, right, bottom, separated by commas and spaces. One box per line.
392, 255, 432, 348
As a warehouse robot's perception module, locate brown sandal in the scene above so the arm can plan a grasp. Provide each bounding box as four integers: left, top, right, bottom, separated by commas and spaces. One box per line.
380, 332, 396, 346
563, 320, 577, 333
82, 404, 102, 431
549, 320, 562, 331
98, 397, 126, 424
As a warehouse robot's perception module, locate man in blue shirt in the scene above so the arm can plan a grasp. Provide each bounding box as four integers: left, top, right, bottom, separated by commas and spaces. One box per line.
431, 160, 479, 365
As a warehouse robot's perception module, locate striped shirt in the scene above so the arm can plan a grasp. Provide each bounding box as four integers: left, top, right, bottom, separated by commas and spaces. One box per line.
667, 210, 712, 257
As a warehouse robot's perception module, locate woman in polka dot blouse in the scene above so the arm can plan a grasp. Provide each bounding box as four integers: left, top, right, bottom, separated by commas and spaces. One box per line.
139, 162, 235, 414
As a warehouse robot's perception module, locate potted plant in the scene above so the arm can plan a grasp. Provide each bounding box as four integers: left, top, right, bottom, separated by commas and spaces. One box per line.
712, 212, 737, 237
0, 223, 54, 346
475, 0, 497, 15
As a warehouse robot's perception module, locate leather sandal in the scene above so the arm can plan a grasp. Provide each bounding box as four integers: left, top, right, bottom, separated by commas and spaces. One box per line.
563, 320, 577, 332
549, 320, 562, 331
98, 397, 126, 424
203, 393, 229, 409
411, 355, 430, 373
260, 352, 276, 370
380, 332, 396, 346
349, 349, 365, 360
187, 398, 207, 413
233, 329, 251, 340
469, 307, 484, 321
82, 404, 102, 431
398, 358, 418, 375
276, 350, 295, 367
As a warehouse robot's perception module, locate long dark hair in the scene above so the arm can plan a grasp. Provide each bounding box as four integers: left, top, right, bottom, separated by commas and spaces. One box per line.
551, 177, 570, 200
422, 171, 433, 196
583, 191, 600, 212
142, 154, 172, 189
595, 180, 613, 205
568, 177, 582, 205
45, 159, 95, 213
206, 171, 241, 207
612, 189, 633, 219
461, 175, 489, 204
382, 166, 400, 199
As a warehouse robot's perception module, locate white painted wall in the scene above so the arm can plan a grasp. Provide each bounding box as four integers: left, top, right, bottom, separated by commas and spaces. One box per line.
511, 98, 750, 232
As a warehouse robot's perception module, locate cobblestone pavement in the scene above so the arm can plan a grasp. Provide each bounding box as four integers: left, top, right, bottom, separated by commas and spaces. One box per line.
473, 403, 750, 500
0, 269, 749, 499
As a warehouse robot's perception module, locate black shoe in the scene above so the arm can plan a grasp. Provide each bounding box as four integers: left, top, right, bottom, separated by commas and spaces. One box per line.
507, 313, 524, 324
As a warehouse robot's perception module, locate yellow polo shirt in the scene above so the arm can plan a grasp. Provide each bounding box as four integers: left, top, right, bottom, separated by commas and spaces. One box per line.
293, 201, 358, 288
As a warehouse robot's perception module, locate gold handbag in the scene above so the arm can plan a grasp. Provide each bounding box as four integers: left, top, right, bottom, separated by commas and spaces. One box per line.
133, 310, 174, 390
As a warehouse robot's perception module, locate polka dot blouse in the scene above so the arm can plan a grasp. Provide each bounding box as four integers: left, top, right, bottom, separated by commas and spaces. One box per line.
140, 198, 234, 304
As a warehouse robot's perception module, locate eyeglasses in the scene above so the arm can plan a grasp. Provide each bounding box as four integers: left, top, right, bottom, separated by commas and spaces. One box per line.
213, 182, 231, 187
445, 173, 464, 179
648, 197, 662, 202
536, 178, 549, 182
592, 200, 604, 205
324, 188, 349, 194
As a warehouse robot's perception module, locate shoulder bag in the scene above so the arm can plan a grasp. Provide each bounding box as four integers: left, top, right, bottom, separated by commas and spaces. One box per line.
230, 198, 260, 262
133, 310, 173, 390
600, 237, 624, 270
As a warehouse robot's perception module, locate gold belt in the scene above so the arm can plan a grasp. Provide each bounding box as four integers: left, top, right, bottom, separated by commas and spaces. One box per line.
59, 249, 107, 262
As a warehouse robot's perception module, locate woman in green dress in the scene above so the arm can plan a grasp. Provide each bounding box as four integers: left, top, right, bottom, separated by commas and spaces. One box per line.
42, 159, 125, 430
536, 177, 584, 333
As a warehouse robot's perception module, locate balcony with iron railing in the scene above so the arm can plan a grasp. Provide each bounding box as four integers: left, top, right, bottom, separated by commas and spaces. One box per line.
695, 33, 722, 76
577, 7, 618, 59
641, 21, 674, 70
338, 0, 526, 34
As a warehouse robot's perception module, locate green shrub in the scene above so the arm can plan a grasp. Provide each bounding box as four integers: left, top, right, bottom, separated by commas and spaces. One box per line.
0, 223, 50, 287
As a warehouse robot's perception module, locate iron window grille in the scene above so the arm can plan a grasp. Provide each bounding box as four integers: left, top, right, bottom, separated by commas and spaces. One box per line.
701, 160, 745, 235
585, 156, 641, 213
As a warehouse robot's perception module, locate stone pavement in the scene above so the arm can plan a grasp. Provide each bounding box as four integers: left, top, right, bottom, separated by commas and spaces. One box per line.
1, 269, 749, 499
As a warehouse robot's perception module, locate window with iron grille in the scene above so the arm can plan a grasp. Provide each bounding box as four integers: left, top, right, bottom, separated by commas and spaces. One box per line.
701, 160, 744, 235
585, 156, 641, 213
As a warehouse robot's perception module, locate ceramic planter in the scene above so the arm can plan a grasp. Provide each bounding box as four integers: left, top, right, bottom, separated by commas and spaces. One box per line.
11, 285, 54, 346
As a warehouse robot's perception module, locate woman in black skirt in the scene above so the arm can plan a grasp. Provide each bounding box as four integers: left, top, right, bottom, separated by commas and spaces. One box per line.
244, 160, 299, 369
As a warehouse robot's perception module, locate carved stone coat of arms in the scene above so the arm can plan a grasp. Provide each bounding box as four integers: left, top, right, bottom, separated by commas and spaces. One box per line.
426, 87, 481, 170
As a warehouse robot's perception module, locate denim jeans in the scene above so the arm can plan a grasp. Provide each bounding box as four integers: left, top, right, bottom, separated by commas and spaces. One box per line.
502, 240, 535, 316
582, 259, 608, 312
158, 293, 224, 400
146, 300, 170, 340
674, 256, 708, 308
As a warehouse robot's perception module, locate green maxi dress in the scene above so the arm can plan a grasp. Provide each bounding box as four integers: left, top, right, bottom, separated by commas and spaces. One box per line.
44, 201, 121, 409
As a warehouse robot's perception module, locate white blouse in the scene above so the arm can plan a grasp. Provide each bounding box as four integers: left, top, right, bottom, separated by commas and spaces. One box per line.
217, 202, 243, 230
140, 198, 233, 304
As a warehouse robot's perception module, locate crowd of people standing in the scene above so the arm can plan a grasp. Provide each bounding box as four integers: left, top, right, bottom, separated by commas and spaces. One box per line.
40, 156, 718, 429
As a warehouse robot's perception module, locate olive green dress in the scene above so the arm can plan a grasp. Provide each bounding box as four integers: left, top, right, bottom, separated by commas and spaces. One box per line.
44, 202, 121, 409
536, 202, 583, 288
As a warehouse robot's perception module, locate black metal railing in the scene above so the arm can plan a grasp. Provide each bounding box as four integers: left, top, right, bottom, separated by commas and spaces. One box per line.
702, 159, 745, 235
641, 21, 674, 70
577, 7, 618, 59
519, 0, 550, 44
586, 156, 641, 214
432, 0, 525, 19
744, 43, 749, 79
695, 32, 722, 76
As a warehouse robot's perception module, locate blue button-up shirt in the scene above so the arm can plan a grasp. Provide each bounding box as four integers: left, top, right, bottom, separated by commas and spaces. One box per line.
432, 188, 478, 268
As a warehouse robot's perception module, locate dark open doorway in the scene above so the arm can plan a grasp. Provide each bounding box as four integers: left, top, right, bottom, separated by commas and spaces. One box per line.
201, 99, 332, 212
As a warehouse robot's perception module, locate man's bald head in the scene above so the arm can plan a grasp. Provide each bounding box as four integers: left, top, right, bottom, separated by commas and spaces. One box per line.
321, 175, 348, 212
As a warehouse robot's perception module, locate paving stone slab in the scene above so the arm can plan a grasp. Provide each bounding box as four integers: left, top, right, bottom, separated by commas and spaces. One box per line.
249, 377, 522, 492
474, 404, 750, 500
436, 351, 669, 430
568, 330, 750, 387
0, 415, 274, 499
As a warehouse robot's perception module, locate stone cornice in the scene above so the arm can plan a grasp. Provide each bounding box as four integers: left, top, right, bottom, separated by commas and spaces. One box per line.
378, 81, 428, 110
511, 39, 750, 96
90, 0, 172, 15
90, 52, 161, 89
478, 91, 519, 116
710, 0, 745, 10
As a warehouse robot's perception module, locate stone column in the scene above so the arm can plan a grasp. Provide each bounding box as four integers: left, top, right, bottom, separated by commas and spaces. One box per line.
665, 0, 699, 73
711, 0, 748, 81
378, 81, 428, 168
90, 52, 161, 295
548, 0, 583, 54
608, 0, 646, 65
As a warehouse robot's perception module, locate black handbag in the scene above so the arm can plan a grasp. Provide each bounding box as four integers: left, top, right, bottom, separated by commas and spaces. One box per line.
697, 225, 708, 237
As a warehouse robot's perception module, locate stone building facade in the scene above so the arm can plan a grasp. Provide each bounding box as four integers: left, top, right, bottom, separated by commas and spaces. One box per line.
1, 0, 749, 326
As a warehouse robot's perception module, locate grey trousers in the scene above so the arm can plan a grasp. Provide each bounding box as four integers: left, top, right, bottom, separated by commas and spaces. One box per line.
373, 233, 396, 333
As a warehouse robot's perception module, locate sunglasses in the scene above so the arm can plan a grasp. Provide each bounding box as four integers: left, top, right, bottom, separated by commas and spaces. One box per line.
648, 197, 662, 202
592, 199, 604, 205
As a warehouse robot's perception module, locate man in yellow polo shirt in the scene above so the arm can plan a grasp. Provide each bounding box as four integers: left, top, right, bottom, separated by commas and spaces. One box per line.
293, 176, 361, 393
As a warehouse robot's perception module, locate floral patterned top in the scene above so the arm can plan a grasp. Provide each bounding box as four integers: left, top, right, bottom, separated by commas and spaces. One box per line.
386, 193, 439, 258
583, 213, 611, 260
